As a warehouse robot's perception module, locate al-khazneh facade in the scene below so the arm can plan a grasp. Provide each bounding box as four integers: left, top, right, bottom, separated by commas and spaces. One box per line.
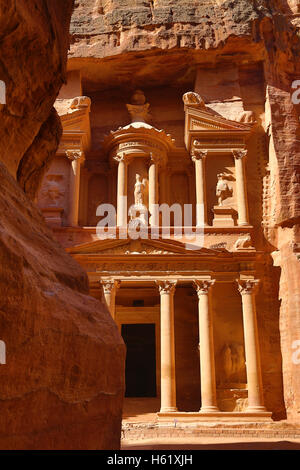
36, 78, 284, 422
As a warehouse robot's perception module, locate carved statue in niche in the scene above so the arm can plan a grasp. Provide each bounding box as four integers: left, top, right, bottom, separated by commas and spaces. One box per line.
221, 344, 233, 383
216, 173, 233, 206
128, 174, 148, 230
231, 343, 246, 382
219, 342, 246, 385
134, 173, 147, 206
40, 175, 65, 207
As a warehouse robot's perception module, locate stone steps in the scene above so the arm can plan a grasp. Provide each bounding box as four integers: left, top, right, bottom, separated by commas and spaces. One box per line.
122, 423, 300, 441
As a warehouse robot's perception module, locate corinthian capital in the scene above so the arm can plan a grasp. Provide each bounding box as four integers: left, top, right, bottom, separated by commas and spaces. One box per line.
237, 279, 259, 295
232, 149, 247, 160
191, 149, 208, 162
156, 280, 177, 295
99, 280, 120, 294
66, 150, 83, 162
149, 152, 161, 165
113, 153, 126, 163
194, 279, 215, 296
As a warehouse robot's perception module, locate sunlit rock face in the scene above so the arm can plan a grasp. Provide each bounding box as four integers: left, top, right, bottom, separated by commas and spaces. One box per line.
65, 0, 300, 421
0, 0, 125, 450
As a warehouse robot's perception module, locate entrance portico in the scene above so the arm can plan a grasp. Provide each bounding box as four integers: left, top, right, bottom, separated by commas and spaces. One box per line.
67, 236, 272, 422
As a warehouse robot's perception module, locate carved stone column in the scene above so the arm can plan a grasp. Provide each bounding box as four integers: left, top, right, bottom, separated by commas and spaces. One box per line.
192, 149, 208, 227
233, 150, 249, 226
148, 153, 159, 227
100, 280, 120, 320
157, 280, 177, 413
194, 279, 219, 412
237, 279, 266, 412
66, 150, 84, 227
114, 153, 128, 228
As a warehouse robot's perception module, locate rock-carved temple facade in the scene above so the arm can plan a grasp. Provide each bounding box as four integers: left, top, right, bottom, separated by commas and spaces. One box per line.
36, 72, 285, 422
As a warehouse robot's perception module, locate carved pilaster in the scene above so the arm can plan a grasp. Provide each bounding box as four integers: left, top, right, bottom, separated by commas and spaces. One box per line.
232, 149, 249, 226
157, 279, 177, 412
66, 150, 84, 227
191, 148, 208, 226
114, 153, 129, 228
193, 278, 218, 412
148, 153, 159, 227
237, 278, 266, 412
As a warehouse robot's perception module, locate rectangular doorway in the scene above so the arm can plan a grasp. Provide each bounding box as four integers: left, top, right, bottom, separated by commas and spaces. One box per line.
122, 323, 157, 397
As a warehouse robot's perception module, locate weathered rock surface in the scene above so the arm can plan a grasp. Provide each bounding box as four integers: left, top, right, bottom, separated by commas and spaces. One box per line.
0, 0, 125, 449
0, 1, 73, 178
69, 0, 300, 420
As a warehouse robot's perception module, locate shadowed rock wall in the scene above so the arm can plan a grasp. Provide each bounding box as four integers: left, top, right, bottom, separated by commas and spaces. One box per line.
0, 0, 125, 449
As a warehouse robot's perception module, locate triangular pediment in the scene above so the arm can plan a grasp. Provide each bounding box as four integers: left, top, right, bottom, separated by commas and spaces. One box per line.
67, 237, 222, 256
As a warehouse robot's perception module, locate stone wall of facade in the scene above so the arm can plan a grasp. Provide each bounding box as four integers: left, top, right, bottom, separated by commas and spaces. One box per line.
68, 0, 300, 421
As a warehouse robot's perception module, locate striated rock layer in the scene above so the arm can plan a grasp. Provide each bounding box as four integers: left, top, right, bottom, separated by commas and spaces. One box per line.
0, 1, 125, 449
69, 0, 300, 421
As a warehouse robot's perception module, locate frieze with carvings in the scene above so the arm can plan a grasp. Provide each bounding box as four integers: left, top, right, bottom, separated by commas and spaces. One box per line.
94, 261, 242, 274
118, 140, 165, 152
192, 139, 244, 149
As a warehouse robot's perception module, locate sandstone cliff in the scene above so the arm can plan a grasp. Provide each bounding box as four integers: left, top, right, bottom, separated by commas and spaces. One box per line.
68, 0, 300, 420
0, 1, 125, 449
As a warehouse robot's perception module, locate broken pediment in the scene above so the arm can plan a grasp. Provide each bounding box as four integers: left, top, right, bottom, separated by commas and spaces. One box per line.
184, 105, 252, 153
55, 99, 92, 153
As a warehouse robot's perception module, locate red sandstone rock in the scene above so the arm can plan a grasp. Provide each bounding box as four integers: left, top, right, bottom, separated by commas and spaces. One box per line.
0, 0, 125, 449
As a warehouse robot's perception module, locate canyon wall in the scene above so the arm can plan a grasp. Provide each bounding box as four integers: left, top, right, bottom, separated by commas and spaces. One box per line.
0, 1, 125, 449
69, 0, 300, 420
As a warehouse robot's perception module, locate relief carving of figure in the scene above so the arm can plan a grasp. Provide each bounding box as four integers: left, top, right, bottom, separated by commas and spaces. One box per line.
216, 173, 233, 206
40, 175, 64, 207
134, 173, 147, 206
219, 342, 246, 384
231, 344, 246, 382
221, 344, 233, 383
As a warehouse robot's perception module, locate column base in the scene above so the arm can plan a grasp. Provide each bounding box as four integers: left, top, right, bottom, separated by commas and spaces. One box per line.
200, 406, 220, 413
238, 221, 250, 226
157, 411, 273, 423
196, 223, 209, 229
246, 405, 268, 413
160, 407, 178, 413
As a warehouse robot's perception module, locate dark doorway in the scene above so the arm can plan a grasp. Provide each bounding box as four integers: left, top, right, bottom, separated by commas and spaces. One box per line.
122, 323, 157, 397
